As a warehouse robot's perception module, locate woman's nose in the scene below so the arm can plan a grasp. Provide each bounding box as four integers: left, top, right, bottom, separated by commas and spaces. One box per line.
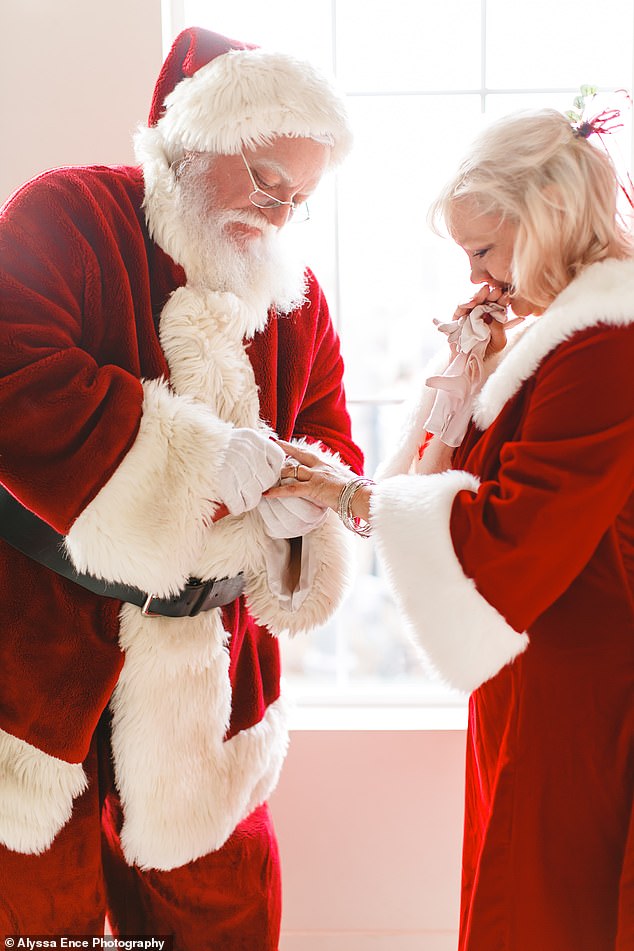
470, 261, 488, 284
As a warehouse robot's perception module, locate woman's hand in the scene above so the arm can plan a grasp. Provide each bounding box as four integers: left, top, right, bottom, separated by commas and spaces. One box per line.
266, 441, 373, 524
265, 441, 348, 512
453, 284, 523, 356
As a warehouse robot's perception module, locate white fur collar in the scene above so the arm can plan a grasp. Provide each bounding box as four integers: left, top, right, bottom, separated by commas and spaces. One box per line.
474, 257, 634, 429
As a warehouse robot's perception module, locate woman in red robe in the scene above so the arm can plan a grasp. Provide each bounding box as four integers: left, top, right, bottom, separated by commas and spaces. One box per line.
272, 107, 634, 951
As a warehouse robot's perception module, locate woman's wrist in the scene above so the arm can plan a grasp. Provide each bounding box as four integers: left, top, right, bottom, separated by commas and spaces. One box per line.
337, 477, 375, 537
350, 483, 373, 523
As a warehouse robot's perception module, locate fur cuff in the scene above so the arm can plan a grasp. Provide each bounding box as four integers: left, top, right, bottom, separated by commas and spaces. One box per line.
64, 378, 233, 597
371, 471, 529, 693
0, 729, 87, 854
244, 510, 354, 636
243, 439, 355, 635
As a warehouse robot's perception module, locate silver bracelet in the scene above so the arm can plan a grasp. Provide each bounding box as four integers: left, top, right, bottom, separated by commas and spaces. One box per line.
337, 477, 375, 538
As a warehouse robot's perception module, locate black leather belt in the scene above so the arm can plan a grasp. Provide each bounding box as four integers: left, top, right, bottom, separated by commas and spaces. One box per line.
138, 575, 245, 618
0, 484, 244, 618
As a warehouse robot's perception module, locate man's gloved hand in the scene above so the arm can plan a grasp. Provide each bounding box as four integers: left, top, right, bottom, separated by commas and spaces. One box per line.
257, 494, 329, 538
215, 428, 285, 516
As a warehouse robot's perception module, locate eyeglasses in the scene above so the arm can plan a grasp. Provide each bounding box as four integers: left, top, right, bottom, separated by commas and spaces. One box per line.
240, 151, 310, 223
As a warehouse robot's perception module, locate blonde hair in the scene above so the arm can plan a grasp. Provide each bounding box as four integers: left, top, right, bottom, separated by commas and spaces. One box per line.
429, 109, 633, 310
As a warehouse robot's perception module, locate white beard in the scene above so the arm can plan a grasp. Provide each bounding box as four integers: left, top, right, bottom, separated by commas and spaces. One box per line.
172, 158, 309, 323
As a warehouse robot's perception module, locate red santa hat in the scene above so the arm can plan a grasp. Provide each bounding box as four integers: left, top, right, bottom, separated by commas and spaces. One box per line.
136, 26, 353, 168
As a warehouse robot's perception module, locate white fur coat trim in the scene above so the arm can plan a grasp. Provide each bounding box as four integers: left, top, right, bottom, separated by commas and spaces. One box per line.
61, 278, 353, 869
371, 470, 529, 694
111, 604, 289, 870
65, 284, 353, 625
65, 377, 233, 599
474, 257, 634, 429
0, 728, 87, 854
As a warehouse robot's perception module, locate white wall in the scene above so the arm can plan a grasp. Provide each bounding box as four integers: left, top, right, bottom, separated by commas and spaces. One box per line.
271, 728, 465, 950
0, 0, 163, 203
0, 3, 467, 947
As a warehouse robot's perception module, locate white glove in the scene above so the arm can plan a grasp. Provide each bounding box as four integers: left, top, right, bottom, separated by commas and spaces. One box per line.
257, 494, 329, 538
424, 302, 508, 448
215, 428, 285, 516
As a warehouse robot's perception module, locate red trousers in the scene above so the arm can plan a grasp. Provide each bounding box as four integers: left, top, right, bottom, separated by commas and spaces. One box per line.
0, 729, 282, 949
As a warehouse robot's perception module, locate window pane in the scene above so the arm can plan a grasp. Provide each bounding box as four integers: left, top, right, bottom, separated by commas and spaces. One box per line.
337, 0, 482, 91
182, 0, 334, 67
336, 94, 483, 397
486, 0, 634, 89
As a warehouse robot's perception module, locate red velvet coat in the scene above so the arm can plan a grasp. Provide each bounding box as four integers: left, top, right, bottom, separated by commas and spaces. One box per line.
372, 257, 634, 951
0, 164, 362, 870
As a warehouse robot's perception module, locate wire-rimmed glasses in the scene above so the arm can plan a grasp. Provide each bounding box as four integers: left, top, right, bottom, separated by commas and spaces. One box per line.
240, 151, 310, 223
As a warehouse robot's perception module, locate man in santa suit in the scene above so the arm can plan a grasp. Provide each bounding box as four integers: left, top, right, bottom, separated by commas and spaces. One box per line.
0, 26, 362, 948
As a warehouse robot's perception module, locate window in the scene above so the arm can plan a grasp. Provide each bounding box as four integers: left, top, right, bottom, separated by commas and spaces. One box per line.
167, 0, 633, 709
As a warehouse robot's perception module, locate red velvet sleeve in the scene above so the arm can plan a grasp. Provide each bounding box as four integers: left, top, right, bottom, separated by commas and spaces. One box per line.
294, 275, 363, 474
260, 269, 364, 475
0, 168, 155, 531
450, 323, 634, 632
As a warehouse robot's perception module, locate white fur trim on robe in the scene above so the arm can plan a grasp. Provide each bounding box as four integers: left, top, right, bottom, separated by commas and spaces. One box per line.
0, 728, 87, 854
474, 258, 634, 429
371, 470, 529, 694
61, 277, 356, 869
62, 277, 355, 870
111, 604, 290, 871
64, 378, 232, 599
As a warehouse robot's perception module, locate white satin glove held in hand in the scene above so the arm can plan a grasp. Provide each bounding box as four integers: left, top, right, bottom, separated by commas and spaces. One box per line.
216, 428, 285, 515
424, 302, 508, 447
258, 494, 329, 538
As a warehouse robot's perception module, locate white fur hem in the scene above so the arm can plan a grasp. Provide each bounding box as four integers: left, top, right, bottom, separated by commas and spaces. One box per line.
64, 378, 232, 598
111, 604, 290, 871
371, 471, 529, 694
0, 729, 87, 854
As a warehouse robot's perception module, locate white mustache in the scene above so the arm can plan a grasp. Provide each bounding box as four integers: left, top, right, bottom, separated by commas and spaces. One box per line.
220, 209, 276, 233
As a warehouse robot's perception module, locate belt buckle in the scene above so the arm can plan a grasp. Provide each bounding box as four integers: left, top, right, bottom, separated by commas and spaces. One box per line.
141, 593, 161, 617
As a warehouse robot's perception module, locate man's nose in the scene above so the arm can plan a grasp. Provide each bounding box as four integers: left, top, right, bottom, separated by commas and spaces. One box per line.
263, 203, 294, 228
